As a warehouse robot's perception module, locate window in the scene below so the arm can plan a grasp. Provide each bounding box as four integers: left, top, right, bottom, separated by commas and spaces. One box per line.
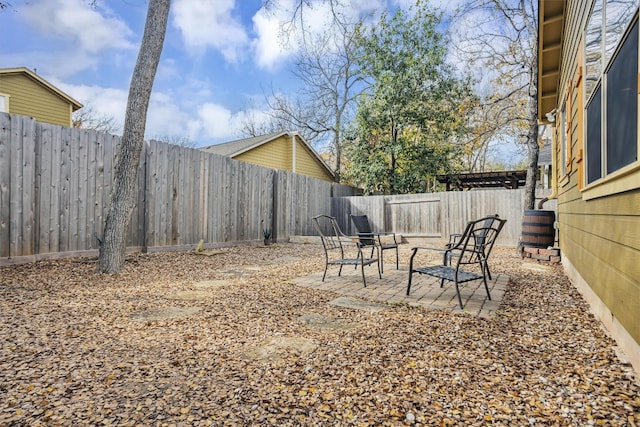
583, 0, 640, 197
0, 94, 8, 113
606, 20, 638, 173
586, 86, 602, 184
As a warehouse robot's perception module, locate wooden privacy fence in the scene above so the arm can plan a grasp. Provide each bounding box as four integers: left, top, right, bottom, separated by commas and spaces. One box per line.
0, 113, 357, 263
332, 189, 556, 247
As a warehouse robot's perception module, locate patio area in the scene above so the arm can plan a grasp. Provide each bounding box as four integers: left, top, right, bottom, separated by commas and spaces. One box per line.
293, 264, 508, 318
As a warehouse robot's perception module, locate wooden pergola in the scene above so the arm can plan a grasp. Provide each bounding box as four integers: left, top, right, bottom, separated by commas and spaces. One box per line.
437, 170, 527, 191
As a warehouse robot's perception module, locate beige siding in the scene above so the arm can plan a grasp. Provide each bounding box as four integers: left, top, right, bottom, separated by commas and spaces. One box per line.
235, 135, 292, 170
294, 137, 333, 182
235, 135, 334, 182
0, 74, 72, 127
555, 0, 640, 346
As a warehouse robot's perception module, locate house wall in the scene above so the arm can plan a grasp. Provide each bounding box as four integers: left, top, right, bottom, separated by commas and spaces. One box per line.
235, 134, 334, 182
553, 0, 640, 370
293, 136, 334, 182
235, 134, 292, 171
0, 73, 72, 127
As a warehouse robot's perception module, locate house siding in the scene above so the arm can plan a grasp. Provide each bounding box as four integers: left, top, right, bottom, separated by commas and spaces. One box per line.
294, 137, 334, 182
235, 134, 333, 182
0, 73, 73, 127
553, 0, 640, 363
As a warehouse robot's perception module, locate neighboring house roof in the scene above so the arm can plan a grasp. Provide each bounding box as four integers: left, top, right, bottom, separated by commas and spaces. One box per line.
0, 67, 83, 111
201, 131, 335, 181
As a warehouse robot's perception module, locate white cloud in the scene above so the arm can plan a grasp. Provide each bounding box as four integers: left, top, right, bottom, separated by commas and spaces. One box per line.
172, 0, 249, 63
187, 103, 253, 142
21, 0, 134, 53
251, 7, 295, 70
54, 81, 128, 129
250, 0, 384, 71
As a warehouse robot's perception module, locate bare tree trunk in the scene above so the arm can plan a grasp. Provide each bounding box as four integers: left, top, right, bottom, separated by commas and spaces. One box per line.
523, 38, 539, 210
98, 0, 170, 273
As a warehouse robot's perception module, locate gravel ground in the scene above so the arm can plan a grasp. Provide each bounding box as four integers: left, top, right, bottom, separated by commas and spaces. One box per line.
0, 243, 638, 426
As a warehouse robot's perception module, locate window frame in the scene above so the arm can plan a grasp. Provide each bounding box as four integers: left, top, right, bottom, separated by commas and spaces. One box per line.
582, 5, 640, 200
0, 93, 9, 113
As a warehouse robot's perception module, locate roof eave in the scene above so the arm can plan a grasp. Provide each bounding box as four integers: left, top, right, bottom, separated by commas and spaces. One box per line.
0, 67, 84, 111
537, 0, 566, 125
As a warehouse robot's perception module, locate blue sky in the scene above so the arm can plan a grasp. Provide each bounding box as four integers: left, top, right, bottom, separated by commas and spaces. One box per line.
1, 0, 524, 166
0, 0, 419, 146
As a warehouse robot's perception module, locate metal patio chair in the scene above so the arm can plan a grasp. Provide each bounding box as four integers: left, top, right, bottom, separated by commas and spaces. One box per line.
407, 215, 507, 309
445, 214, 501, 280
312, 215, 381, 287
350, 214, 399, 273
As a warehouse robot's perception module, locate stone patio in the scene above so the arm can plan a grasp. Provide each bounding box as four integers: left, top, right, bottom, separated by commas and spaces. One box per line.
292, 264, 508, 318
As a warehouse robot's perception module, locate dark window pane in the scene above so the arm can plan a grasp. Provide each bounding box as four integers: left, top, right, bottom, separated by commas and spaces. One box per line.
587, 87, 602, 184
606, 20, 638, 174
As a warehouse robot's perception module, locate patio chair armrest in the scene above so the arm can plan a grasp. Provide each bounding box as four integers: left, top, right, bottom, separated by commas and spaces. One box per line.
447, 233, 463, 247
410, 246, 446, 253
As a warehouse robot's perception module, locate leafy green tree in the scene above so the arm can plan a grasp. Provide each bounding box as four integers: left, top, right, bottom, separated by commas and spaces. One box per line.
346, 1, 474, 194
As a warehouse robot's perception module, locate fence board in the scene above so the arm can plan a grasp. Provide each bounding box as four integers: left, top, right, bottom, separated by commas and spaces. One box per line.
0, 114, 11, 257
8, 115, 23, 256
21, 116, 36, 256
85, 130, 96, 249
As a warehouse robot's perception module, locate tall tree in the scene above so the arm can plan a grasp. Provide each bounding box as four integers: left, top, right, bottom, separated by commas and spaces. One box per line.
347, 1, 474, 194
253, 0, 366, 182
452, 0, 539, 208
98, 0, 170, 273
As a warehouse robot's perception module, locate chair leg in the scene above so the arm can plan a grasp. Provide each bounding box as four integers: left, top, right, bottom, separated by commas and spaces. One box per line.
377, 247, 384, 274
407, 252, 416, 295
440, 278, 446, 288
485, 261, 492, 280
395, 246, 399, 270
358, 252, 367, 287
338, 264, 343, 277
322, 264, 328, 282
482, 275, 492, 301
454, 280, 464, 309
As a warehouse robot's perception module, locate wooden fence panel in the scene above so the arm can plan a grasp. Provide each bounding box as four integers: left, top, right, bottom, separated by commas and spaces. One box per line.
332, 189, 556, 247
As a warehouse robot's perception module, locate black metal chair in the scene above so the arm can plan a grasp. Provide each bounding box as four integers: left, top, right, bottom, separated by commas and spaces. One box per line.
350, 214, 399, 273
446, 214, 501, 280
312, 215, 381, 287
407, 215, 507, 309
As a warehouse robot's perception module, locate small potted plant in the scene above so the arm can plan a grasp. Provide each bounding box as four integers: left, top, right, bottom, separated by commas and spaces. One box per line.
261, 220, 271, 246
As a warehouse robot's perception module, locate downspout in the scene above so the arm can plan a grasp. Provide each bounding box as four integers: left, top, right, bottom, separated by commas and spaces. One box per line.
538, 116, 558, 209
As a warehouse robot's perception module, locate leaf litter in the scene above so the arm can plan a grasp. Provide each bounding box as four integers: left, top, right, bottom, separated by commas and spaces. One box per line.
0, 243, 638, 426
